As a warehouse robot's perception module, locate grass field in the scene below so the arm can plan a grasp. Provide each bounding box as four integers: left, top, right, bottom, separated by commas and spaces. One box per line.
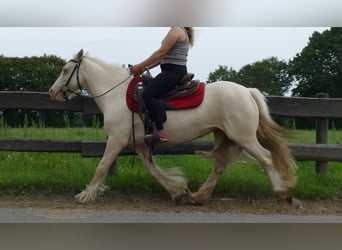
0, 127, 341, 200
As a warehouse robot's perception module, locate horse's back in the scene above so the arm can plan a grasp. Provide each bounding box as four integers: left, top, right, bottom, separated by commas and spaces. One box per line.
204, 80, 260, 126
207, 80, 248, 90
205, 81, 254, 105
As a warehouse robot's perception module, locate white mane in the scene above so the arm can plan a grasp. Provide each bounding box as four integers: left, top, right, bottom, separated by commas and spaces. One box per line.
83, 52, 129, 78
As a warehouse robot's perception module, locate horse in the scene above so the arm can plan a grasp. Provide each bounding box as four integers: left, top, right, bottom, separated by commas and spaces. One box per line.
49, 49, 297, 205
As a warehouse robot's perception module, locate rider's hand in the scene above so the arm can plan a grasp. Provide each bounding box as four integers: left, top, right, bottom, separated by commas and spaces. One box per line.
129, 64, 144, 75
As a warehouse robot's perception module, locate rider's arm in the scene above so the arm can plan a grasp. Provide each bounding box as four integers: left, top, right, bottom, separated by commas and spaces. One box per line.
130, 27, 184, 75
146, 61, 161, 70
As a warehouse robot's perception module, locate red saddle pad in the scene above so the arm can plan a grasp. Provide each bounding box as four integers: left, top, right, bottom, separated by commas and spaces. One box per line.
126, 76, 205, 112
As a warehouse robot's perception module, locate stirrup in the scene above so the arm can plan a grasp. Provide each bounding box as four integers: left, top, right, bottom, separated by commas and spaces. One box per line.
144, 131, 168, 143
144, 134, 155, 143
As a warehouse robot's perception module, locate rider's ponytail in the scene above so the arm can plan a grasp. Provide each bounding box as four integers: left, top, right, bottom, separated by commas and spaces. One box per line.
184, 27, 194, 47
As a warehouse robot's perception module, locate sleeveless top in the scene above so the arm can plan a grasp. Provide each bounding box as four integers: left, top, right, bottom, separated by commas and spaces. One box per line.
160, 28, 189, 66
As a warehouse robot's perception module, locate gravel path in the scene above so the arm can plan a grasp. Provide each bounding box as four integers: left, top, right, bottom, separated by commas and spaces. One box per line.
1, 192, 341, 223
1, 207, 342, 223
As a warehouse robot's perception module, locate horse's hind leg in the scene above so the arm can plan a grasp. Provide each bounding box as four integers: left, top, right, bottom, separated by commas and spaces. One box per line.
239, 137, 294, 202
188, 130, 242, 205
135, 146, 189, 202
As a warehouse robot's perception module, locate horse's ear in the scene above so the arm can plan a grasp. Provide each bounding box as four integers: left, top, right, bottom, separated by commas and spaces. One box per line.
75, 49, 84, 60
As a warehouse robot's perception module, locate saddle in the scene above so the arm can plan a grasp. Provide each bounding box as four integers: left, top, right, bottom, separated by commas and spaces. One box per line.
135, 72, 200, 102
126, 72, 205, 113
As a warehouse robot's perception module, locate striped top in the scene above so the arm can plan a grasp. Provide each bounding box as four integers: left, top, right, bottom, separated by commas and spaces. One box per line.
161, 28, 189, 66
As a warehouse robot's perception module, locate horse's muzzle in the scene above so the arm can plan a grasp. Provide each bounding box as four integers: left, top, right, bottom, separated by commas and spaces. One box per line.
49, 87, 64, 101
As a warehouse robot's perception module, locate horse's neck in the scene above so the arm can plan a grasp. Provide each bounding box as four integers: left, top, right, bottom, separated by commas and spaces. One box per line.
82, 57, 130, 112
83, 57, 129, 97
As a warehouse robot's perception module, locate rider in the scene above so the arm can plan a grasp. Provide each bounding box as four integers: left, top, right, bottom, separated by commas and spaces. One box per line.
130, 27, 194, 142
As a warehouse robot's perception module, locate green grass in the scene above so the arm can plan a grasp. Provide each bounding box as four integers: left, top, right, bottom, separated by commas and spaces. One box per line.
0, 127, 341, 200
0, 127, 107, 140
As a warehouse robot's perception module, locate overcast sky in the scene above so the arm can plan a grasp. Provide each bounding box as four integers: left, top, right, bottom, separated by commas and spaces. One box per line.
0, 27, 329, 81
0, 0, 341, 26
0, 1, 337, 82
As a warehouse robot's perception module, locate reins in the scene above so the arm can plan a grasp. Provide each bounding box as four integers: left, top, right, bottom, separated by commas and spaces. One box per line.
90, 74, 132, 99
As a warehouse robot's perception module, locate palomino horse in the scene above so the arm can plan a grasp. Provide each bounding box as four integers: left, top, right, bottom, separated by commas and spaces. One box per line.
49, 49, 297, 205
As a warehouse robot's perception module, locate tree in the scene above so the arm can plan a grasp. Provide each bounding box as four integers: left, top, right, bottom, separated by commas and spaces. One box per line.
0, 55, 70, 127
0, 55, 102, 128
237, 57, 293, 96
207, 57, 293, 96
289, 28, 342, 129
207, 65, 239, 83
290, 27, 342, 98
0, 54, 66, 92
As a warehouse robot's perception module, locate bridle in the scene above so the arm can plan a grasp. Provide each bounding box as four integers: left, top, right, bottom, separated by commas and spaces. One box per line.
61, 59, 84, 100
62, 58, 132, 100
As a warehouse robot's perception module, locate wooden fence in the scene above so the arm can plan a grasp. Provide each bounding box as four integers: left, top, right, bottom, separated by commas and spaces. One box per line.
0, 91, 342, 174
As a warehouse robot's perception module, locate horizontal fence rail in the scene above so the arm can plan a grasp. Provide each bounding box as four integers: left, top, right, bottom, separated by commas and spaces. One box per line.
1, 139, 342, 162
0, 91, 101, 114
267, 95, 342, 118
1, 91, 342, 118
0, 91, 342, 168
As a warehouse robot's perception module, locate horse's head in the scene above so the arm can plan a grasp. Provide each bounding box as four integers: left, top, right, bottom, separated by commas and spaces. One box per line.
49, 49, 85, 101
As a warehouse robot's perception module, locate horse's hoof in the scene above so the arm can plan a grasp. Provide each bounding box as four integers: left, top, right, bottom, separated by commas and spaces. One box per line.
187, 200, 202, 206
277, 190, 294, 204
285, 193, 293, 204
174, 189, 191, 205
186, 199, 204, 206
75, 191, 95, 204
279, 191, 303, 209
291, 198, 303, 209
184, 195, 205, 206
75, 194, 87, 204
174, 193, 188, 205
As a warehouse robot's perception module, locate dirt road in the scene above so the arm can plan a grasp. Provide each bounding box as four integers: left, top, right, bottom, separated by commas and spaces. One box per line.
1, 192, 341, 222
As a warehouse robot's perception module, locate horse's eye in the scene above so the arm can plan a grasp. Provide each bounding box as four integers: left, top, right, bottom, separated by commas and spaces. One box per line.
62, 68, 68, 74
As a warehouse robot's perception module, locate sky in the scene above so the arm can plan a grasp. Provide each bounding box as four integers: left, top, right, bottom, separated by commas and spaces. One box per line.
0, 0, 341, 26
0, 27, 329, 82
0, 0, 338, 84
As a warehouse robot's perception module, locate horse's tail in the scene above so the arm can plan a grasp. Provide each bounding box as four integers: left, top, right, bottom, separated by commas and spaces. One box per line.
249, 88, 297, 190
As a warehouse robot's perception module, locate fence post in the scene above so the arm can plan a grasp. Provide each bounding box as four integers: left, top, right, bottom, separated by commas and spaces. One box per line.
315, 93, 329, 174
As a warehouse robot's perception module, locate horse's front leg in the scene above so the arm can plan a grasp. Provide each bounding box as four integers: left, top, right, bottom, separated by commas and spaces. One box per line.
75, 137, 124, 203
